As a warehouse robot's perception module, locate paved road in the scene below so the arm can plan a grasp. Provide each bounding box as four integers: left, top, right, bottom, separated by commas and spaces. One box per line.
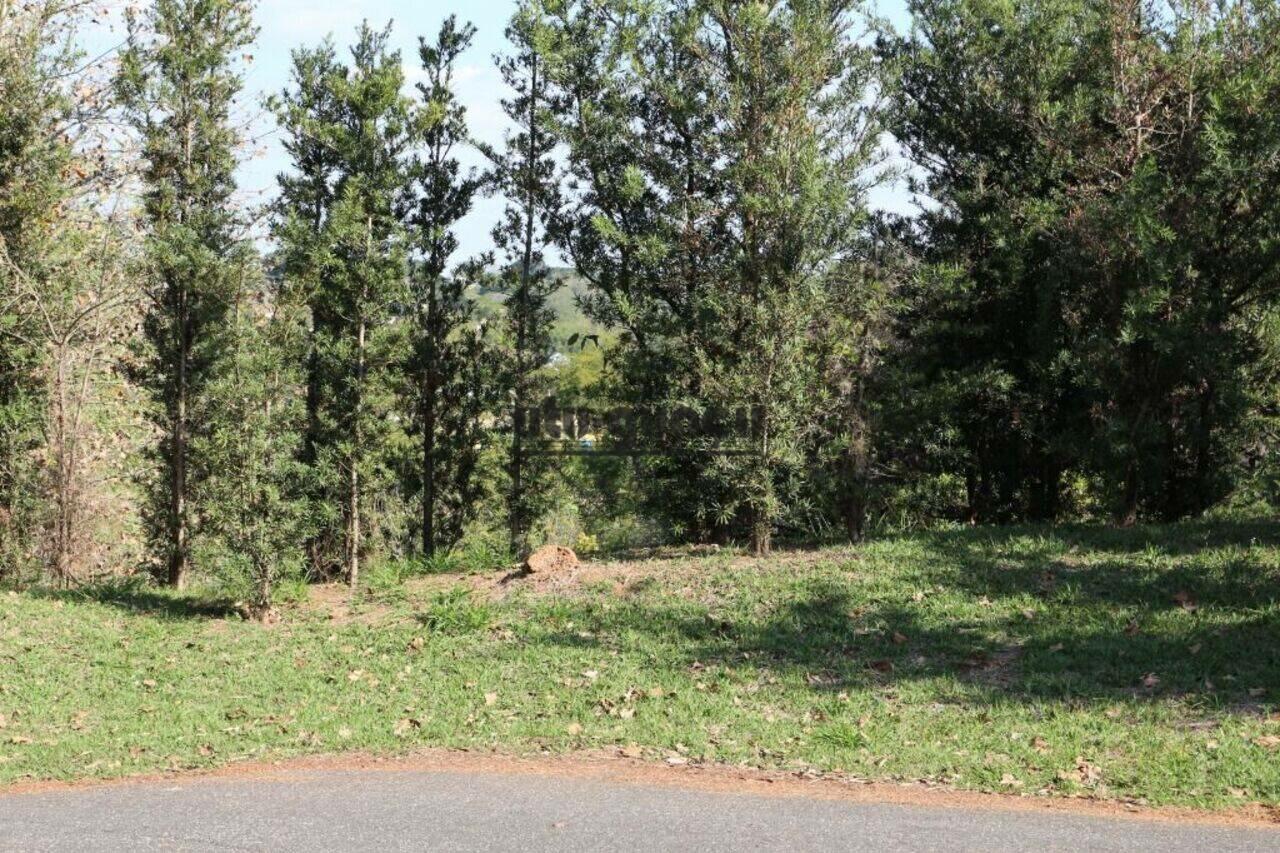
2, 768, 1277, 852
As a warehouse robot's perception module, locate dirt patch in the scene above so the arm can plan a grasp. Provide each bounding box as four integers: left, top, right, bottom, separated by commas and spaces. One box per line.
299, 584, 396, 626
465, 546, 860, 604
3, 747, 1278, 829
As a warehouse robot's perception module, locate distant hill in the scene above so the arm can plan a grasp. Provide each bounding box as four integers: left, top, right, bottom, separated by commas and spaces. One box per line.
468, 267, 607, 350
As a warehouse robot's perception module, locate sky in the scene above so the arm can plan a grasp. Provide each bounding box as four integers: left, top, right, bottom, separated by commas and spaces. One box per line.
83, 0, 913, 262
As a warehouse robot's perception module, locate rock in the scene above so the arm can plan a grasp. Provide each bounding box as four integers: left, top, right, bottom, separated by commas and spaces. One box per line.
522, 545, 579, 574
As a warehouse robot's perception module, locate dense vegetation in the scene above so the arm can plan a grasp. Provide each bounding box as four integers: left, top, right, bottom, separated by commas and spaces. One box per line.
2, 0, 1280, 611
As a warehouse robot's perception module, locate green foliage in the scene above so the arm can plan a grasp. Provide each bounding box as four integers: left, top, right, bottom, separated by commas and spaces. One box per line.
272, 22, 414, 585
539, 0, 889, 552
884, 0, 1280, 526
115, 0, 259, 587
192, 289, 310, 611
404, 17, 501, 558
484, 3, 566, 556
0, 2, 82, 579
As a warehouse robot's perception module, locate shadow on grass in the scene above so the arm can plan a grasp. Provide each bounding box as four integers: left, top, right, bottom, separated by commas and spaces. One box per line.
524, 521, 1280, 708
31, 581, 237, 621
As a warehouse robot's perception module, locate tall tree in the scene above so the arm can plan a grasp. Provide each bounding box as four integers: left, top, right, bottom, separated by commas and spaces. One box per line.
485, 4, 564, 557
115, 0, 258, 588
541, 0, 886, 553
407, 17, 493, 558
888, 0, 1280, 525
274, 23, 412, 586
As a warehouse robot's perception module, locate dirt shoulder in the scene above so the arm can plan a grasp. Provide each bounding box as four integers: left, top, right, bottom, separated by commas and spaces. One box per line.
4, 747, 1278, 831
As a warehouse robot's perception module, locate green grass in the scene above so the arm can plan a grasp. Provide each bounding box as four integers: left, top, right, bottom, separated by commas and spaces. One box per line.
4, 521, 1280, 809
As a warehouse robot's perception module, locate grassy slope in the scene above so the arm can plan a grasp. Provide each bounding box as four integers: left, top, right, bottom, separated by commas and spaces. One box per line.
3, 521, 1280, 808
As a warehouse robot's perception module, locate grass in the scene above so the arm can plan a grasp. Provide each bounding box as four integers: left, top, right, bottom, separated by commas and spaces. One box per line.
3, 520, 1280, 810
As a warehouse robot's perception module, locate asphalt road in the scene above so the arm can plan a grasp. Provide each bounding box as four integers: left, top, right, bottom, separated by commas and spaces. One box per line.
2, 768, 1278, 852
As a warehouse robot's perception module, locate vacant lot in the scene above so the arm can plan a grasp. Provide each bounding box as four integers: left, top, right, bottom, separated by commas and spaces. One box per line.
3, 522, 1280, 810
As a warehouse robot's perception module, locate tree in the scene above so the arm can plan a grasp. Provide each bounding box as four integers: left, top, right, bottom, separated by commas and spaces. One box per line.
194, 271, 308, 617
406, 17, 495, 558
115, 0, 258, 588
274, 23, 412, 586
541, 0, 887, 552
887, 0, 1280, 525
485, 3, 565, 557
0, 1, 81, 578
1, 2, 140, 584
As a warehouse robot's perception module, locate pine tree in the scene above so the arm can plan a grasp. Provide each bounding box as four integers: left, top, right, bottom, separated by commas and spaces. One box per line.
541, 0, 886, 553
115, 0, 258, 588
194, 271, 308, 617
406, 17, 494, 558
274, 23, 412, 586
485, 4, 564, 557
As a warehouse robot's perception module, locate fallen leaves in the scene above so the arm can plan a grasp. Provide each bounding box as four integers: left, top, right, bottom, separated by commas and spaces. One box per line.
1058, 756, 1102, 787
891, 632, 908, 646
1251, 735, 1280, 750
620, 744, 643, 759
867, 659, 894, 674
484, 692, 498, 707
1172, 590, 1199, 613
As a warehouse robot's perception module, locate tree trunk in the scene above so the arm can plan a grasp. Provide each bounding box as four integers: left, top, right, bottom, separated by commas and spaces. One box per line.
1116, 460, 1139, 528
509, 53, 539, 560
750, 512, 772, 557
422, 390, 437, 558
169, 312, 190, 589
348, 317, 365, 588
421, 287, 439, 558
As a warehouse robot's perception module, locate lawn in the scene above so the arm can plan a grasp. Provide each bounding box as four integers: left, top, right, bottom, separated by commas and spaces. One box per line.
3, 521, 1280, 810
